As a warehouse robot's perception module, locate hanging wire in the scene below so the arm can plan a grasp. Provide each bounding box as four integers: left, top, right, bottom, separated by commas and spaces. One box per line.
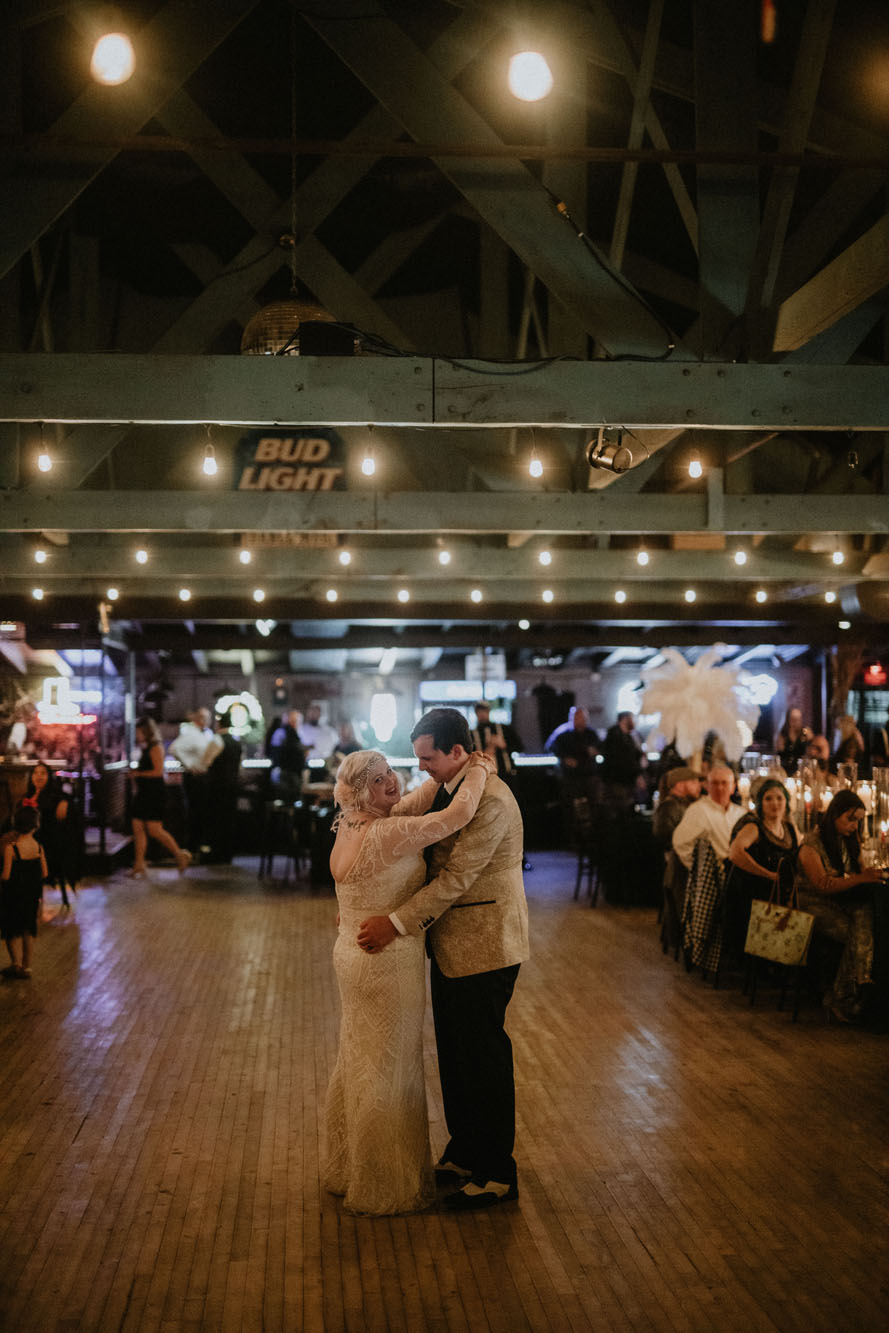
289, 7, 299, 295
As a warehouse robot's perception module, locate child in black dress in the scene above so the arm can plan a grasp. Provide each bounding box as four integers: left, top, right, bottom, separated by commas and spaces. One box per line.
1, 806, 47, 980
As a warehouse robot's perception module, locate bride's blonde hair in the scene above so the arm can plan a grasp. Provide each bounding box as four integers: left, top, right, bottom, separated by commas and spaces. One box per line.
333, 749, 398, 827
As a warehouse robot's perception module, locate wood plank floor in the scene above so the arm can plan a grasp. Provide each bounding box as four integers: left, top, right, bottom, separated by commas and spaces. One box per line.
1, 852, 888, 1332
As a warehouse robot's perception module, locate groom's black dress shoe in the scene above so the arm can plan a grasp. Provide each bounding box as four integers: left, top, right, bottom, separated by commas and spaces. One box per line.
442, 1179, 519, 1211
435, 1159, 473, 1188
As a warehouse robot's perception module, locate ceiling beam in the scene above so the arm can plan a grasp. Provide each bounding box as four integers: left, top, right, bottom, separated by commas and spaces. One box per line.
773, 212, 889, 353
2, 490, 887, 536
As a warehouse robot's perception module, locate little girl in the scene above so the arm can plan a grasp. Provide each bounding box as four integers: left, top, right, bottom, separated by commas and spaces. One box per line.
1, 806, 47, 980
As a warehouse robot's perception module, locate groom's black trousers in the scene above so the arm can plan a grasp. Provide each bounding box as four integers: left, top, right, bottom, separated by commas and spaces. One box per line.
430, 955, 520, 1187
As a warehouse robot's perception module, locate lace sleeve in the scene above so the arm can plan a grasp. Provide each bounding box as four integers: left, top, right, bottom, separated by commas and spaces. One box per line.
391, 778, 439, 818
373, 765, 488, 865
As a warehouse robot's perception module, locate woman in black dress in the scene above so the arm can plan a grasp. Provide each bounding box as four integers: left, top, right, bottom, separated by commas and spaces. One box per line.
725, 778, 800, 955
130, 717, 191, 876
1, 806, 47, 979
23, 761, 79, 909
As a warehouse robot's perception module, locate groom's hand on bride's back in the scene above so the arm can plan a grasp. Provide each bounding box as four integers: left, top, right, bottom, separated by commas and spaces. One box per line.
357, 914, 398, 952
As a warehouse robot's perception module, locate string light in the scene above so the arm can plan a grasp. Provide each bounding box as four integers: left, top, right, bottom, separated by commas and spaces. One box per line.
508, 50, 553, 101
34, 548, 47, 564
518, 619, 530, 630
636, 547, 650, 567
684, 588, 697, 603
106, 587, 120, 601
338, 549, 352, 566
687, 451, 703, 480
90, 31, 135, 85
325, 588, 338, 602
438, 549, 451, 566
838, 620, 851, 630
32, 588, 44, 601
397, 588, 410, 603
755, 589, 768, 604
528, 446, 543, 479
542, 589, 554, 603
831, 547, 845, 566
538, 549, 552, 566
253, 588, 266, 603
614, 589, 627, 604
179, 588, 191, 602
37, 423, 52, 473
733, 549, 748, 566
135, 548, 149, 565
470, 588, 483, 604
824, 590, 837, 604
361, 451, 376, 477
202, 440, 218, 477
239, 549, 252, 565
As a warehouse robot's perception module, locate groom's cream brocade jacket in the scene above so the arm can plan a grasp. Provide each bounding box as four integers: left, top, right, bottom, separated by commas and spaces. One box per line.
395, 774, 530, 978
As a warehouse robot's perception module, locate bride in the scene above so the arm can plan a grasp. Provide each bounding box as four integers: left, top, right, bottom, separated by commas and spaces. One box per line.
324, 746, 494, 1215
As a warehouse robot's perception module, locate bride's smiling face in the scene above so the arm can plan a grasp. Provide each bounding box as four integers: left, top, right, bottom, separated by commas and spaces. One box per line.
366, 760, 400, 815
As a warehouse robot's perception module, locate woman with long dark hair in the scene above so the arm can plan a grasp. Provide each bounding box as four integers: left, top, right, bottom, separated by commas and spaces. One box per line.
130, 717, 191, 877
775, 708, 810, 770
795, 789, 889, 1024
23, 762, 79, 909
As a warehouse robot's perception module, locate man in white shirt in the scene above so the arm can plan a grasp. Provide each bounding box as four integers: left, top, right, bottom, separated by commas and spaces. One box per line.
672, 764, 744, 868
297, 703, 339, 766
170, 707, 214, 855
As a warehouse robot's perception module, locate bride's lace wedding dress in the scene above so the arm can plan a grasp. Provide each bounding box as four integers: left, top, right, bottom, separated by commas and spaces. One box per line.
323, 767, 487, 1215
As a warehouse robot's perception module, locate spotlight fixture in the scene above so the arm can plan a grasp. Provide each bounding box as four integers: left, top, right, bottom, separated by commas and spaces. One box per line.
202, 442, 218, 477
32, 587, 44, 601
538, 549, 552, 567
438, 549, 451, 566
34, 548, 47, 564
542, 589, 554, 603
135, 548, 149, 565
755, 589, 768, 604
614, 589, 627, 604
325, 588, 338, 602
397, 588, 410, 604
253, 588, 266, 603
338, 549, 352, 566
239, 549, 252, 565
733, 549, 748, 566
179, 588, 192, 602
470, 588, 483, 604
687, 450, 703, 479
508, 50, 554, 101
684, 588, 697, 603
90, 30, 136, 85
636, 547, 650, 567
106, 587, 120, 601
824, 591, 837, 604
586, 428, 633, 474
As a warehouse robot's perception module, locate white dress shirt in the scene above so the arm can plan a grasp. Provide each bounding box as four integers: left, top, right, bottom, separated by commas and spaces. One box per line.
170, 721, 214, 773
672, 795, 744, 869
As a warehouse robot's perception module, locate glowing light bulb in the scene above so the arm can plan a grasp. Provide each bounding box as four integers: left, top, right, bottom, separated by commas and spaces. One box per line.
538, 550, 552, 566
438, 549, 451, 566
179, 588, 191, 602
518, 619, 530, 630
34, 548, 47, 564
636, 548, 649, 567
614, 589, 627, 604
755, 589, 768, 604
528, 453, 543, 479
135, 548, 148, 565
106, 587, 119, 601
838, 620, 851, 630
239, 549, 252, 565
361, 452, 376, 477
508, 50, 553, 101
832, 548, 845, 566
37, 450, 52, 473
824, 590, 837, 604
684, 588, 697, 603
90, 32, 135, 85
542, 589, 554, 603
470, 588, 483, 604
338, 549, 352, 566
733, 550, 748, 566
202, 444, 218, 477
325, 588, 338, 603
253, 588, 265, 603
397, 588, 410, 604
687, 452, 703, 479
32, 587, 44, 601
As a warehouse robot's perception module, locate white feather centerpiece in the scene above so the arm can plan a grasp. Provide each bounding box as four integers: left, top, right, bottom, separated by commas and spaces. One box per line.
639, 646, 761, 762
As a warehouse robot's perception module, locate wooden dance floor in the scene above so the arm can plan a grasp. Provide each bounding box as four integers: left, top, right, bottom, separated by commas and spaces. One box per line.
1, 852, 888, 1332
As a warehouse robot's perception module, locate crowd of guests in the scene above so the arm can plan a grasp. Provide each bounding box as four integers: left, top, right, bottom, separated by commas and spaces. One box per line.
653, 720, 889, 1031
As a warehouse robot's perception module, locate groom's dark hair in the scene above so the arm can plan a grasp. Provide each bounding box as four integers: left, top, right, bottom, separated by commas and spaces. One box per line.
411, 707, 472, 753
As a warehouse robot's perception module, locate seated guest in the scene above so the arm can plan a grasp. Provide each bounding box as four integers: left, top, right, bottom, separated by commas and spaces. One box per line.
672, 764, 744, 870
726, 778, 799, 955
653, 767, 701, 957
794, 789, 889, 1026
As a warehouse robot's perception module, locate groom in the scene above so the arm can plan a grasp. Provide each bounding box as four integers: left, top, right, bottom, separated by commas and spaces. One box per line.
358, 707, 529, 1210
